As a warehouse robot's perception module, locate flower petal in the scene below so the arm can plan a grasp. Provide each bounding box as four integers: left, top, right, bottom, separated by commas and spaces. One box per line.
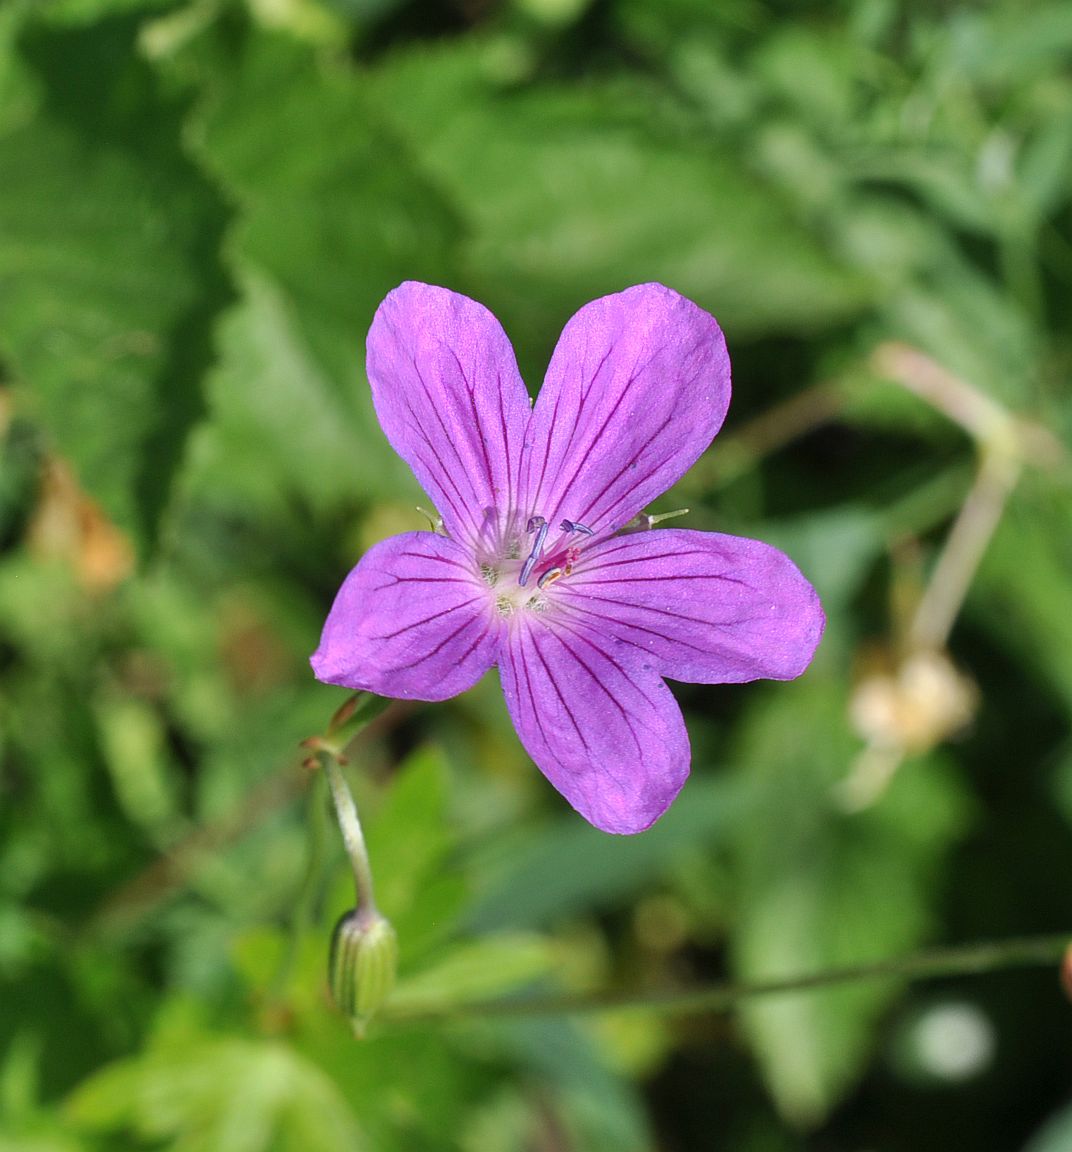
558, 528, 824, 684
519, 284, 730, 535
311, 532, 499, 701
366, 282, 532, 549
499, 615, 690, 834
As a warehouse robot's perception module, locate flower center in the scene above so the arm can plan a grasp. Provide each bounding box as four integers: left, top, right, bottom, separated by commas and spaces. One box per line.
481, 513, 594, 617
519, 515, 593, 588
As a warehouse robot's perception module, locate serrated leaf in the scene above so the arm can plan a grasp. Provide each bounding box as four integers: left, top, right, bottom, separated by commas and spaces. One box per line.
883, 267, 1040, 410
182, 28, 460, 513
192, 265, 383, 513
0, 17, 231, 552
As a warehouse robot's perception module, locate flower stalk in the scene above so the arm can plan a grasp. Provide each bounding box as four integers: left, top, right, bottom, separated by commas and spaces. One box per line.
320, 752, 378, 921
302, 694, 398, 1034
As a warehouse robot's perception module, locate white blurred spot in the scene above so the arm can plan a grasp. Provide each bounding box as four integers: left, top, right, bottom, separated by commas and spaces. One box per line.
912, 1002, 996, 1081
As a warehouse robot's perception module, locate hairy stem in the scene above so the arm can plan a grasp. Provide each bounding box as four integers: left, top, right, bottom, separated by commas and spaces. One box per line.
321, 752, 379, 921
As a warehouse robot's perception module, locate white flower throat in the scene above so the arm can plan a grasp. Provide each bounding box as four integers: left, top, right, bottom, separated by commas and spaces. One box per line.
481, 513, 595, 617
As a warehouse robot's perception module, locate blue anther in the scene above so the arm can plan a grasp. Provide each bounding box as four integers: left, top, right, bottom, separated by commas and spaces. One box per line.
519, 515, 549, 587
559, 519, 594, 537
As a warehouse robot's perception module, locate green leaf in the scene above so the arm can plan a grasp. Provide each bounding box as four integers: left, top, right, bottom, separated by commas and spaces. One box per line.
972, 478, 1072, 709
0, 1137, 88, 1152
33, 0, 177, 25
490, 1020, 653, 1152
850, 149, 998, 236
0, 4, 37, 137
93, 692, 181, 841
360, 745, 467, 963
1023, 1100, 1072, 1152
883, 264, 1041, 410
389, 933, 554, 1013
0, 17, 231, 552
371, 39, 870, 360
192, 265, 388, 514
183, 28, 460, 514
944, 4, 1072, 86
753, 26, 857, 128
729, 679, 971, 1126
66, 1033, 367, 1152
467, 775, 747, 931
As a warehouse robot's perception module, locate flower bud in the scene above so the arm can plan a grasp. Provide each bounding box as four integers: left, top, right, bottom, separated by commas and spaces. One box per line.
329, 909, 398, 1036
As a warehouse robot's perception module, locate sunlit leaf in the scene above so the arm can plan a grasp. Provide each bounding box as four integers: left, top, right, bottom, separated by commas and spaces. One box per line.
182, 28, 460, 514
0, 17, 230, 551
67, 1033, 367, 1152
371, 38, 870, 366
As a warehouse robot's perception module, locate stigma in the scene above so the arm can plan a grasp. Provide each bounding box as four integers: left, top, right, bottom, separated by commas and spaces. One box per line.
517, 514, 592, 588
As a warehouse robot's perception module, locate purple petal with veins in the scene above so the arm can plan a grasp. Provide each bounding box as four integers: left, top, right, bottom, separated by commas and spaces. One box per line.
499, 616, 690, 835
519, 284, 731, 536
311, 532, 499, 702
366, 282, 531, 553
558, 529, 824, 684
313, 282, 824, 834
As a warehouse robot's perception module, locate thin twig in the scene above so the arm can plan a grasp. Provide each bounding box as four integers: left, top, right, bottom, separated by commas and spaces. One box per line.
384, 933, 1070, 1023
908, 448, 1021, 651
870, 342, 1066, 469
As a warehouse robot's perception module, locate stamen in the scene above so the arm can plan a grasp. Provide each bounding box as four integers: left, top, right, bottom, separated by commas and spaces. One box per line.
559, 519, 594, 537
537, 566, 563, 589
519, 515, 549, 587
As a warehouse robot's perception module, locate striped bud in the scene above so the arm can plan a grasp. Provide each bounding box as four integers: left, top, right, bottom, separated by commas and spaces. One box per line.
329, 910, 398, 1037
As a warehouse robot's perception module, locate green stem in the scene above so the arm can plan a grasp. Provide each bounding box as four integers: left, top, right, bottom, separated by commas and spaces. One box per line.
908, 446, 1020, 651
320, 752, 378, 922
385, 933, 1069, 1022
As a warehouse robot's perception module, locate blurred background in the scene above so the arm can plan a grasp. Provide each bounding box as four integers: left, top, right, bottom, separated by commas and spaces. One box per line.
2, 0, 1072, 1148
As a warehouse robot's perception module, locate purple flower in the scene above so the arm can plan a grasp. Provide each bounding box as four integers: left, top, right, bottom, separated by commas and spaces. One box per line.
312, 283, 823, 834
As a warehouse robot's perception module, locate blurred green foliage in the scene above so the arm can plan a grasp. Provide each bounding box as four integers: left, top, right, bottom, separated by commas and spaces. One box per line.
1, 0, 1071, 1148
